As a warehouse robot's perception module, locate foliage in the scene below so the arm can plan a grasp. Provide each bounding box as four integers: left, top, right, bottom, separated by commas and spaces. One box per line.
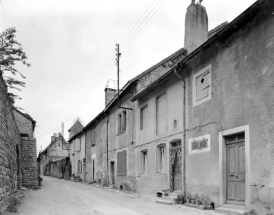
0, 27, 30, 103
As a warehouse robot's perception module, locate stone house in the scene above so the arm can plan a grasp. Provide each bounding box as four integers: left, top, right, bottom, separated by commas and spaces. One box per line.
38, 133, 69, 175
131, 0, 274, 214
13, 108, 38, 189
0, 74, 38, 211
68, 131, 86, 181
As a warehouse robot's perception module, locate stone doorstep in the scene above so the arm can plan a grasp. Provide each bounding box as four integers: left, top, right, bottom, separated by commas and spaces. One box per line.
215, 204, 246, 215
155, 199, 175, 205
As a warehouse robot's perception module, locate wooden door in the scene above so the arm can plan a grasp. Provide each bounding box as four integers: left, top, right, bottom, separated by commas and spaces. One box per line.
226, 133, 245, 203
173, 153, 182, 191
110, 162, 115, 185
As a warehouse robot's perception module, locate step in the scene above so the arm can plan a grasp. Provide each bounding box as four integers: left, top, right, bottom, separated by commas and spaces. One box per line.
215, 204, 246, 215
161, 196, 177, 201
156, 199, 175, 205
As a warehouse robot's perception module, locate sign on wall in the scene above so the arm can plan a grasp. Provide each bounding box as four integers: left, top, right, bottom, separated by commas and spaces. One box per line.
188, 134, 210, 154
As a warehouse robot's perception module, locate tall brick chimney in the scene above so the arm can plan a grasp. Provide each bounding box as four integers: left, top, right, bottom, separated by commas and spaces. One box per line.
184, 0, 208, 54
105, 87, 117, 107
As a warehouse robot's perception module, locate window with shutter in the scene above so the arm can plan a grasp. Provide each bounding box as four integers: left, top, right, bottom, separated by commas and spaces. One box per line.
140, 105, 148, 130
156, 93, 167, 135
193, 65, 212, 106
117, 111, 127, 134
117, 150, 127, 176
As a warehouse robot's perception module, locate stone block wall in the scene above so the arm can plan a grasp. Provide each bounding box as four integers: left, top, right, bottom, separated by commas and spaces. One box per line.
45, 157, 71, 180
0, 74, 21, 212
21, 137, 38, 189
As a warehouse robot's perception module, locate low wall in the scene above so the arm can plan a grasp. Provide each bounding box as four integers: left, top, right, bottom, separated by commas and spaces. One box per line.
45, 157, 71, 180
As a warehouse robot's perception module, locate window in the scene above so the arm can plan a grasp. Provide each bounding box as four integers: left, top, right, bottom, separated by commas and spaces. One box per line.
117, 110, 126, 134
91, 129, 96, 146
156, 144, 166, 172
140, 105, 148, 130
193, 65, 212, 106
156, 93, 167, 135
140, 150, 148, 174
75, 138, 81, 151
117, 150, 127, 176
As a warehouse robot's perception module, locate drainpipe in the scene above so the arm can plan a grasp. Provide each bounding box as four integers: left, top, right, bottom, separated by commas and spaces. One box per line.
174, 67, 187, 200
106, 114, 109, 184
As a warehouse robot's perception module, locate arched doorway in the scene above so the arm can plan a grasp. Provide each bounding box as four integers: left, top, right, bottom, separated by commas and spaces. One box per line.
170, 140, 182, 192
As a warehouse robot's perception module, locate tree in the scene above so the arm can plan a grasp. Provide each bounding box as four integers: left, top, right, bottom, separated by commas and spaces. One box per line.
0, 27, 30, 103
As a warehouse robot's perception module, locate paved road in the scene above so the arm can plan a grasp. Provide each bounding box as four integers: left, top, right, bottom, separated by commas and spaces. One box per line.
17, 176, 221, 215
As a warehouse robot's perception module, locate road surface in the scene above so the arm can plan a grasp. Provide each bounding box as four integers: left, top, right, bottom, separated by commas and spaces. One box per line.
15, 176, 221, 215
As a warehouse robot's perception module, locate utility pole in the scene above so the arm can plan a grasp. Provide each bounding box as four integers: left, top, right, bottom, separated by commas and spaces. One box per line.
115, 44, 121, 108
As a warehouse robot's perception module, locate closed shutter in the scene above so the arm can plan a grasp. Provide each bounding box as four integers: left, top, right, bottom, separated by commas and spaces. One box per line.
156, 94, 167, 135
122, 150, 127, 175
117, 151, 122, 175
156, 147, 160, 172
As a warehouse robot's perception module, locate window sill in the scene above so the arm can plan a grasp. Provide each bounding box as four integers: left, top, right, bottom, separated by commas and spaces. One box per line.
156, 171, 167, 175
117, 130, 126, 136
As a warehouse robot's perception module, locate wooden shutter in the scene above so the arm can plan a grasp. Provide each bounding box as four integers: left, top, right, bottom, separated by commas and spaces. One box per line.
123, 150, 127, 175
156, 94, 167, 135
156, 147, 160, 172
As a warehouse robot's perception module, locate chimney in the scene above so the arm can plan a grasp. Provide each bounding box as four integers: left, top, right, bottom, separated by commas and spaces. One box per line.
184, 0, 208, 54
105, 87, 117, 107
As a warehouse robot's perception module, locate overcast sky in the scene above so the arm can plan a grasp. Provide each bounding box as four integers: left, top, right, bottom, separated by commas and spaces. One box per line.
0, 0, 256, 153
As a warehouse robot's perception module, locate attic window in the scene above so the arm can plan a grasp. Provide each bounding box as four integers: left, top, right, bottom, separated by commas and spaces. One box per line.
193, 65, 212, 106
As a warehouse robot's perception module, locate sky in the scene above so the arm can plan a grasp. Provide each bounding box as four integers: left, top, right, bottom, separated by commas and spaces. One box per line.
0, 0, 256, 154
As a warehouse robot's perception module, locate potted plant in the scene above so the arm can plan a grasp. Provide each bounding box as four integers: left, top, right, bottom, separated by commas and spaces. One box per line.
191, 195, 195, 205
200, 195, 208, 206
177, 193, 184, 204
186, 194, 191, 204
195, 193, 201, 205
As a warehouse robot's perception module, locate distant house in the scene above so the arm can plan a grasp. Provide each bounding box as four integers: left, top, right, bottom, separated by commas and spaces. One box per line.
13, 107, 38, 189
67, 120, 85, 181
38, 133, 69, 175
13, 108, 36, 138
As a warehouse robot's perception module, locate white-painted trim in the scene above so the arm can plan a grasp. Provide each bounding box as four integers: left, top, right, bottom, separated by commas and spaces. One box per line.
219, 125, 250, 210
188, 134, 211, 154
193, 65, 212, 107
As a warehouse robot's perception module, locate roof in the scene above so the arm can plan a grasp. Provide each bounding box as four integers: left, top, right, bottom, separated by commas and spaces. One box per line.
208, 21, 229, 39
131, 0, 267, 101
13, 107, 36, 130
68, 120, 83, 132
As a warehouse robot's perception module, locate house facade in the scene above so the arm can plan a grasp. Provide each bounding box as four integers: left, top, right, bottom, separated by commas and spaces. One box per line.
38, 133, 69, 175
131, 0, 274, 214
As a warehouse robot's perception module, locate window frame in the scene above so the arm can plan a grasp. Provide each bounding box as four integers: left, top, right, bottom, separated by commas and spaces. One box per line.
140, 105, 148, 130
193, 65, 212, 107
117, 110, 127, 135
140, 149, 148, 174
156, 143, 166, 173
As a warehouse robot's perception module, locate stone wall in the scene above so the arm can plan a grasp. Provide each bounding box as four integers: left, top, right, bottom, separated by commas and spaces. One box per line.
45, 157, 71, 180
0, 74, 21, 212
21, 137, 38, 189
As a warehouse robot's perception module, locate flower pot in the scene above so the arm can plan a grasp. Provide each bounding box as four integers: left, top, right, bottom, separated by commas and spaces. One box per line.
178, 200, 183, 204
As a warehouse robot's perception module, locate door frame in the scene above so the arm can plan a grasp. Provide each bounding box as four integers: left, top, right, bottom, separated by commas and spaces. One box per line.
219, 125, 250, 210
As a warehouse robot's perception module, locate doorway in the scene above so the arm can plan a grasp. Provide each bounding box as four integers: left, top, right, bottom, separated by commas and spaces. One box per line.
92, 159, 95, 180
226, 133, 245, 205
16, 145, 20, 189
110, 161, 115, 185
170, 141, 182, 192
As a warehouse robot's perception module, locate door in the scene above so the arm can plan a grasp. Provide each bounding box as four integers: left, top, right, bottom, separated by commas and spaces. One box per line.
226, 133, 245, 203
92, 159, 95, 180
173, 153, 182, 191
110, 162, 115, 185
170, 141, 182, 192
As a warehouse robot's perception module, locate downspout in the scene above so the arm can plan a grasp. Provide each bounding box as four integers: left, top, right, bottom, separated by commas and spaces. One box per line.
174, 67, 187, 201
106, 114, 109, 184
84, 130, 87, 182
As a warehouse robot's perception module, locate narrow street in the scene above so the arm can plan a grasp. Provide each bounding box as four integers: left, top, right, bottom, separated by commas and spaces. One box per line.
16, 176, 221, 215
